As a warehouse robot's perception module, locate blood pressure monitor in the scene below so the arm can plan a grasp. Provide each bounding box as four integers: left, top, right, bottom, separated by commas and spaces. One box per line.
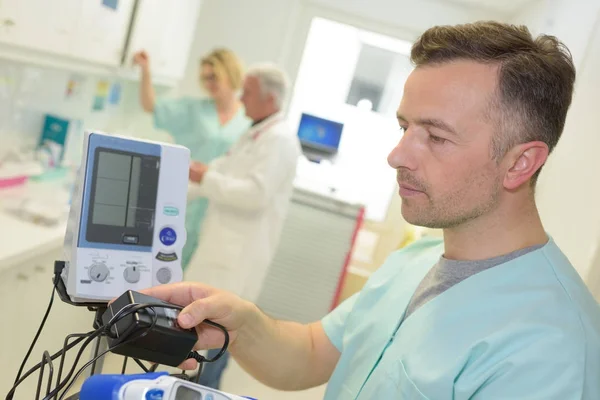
62, 131, 190, 303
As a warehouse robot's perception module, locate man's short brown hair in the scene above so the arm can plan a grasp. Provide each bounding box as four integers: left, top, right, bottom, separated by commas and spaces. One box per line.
411, 21, 576, 183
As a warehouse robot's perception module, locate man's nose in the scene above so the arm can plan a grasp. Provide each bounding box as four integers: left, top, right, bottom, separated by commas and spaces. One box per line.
387, 129, 417, 171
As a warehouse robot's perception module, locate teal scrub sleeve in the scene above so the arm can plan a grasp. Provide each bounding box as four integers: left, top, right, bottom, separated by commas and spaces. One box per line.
321, 294, 359, 352
153, 97, 192, 135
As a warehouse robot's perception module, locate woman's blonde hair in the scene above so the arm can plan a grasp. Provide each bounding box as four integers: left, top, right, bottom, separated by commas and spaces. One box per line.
200, 48, 244, 90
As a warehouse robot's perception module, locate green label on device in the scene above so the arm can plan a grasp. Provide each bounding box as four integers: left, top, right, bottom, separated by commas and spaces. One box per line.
163, 206, 179, 217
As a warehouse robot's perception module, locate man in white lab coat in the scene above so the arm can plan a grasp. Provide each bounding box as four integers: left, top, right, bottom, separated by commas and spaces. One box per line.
186, 63, 301, 388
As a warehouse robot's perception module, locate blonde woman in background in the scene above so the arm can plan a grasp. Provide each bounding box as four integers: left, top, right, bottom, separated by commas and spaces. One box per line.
133, 48, 251, 272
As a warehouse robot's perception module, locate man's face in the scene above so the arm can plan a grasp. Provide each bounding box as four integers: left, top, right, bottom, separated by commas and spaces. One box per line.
240, 76, 264, 120
388, 60, 504, 229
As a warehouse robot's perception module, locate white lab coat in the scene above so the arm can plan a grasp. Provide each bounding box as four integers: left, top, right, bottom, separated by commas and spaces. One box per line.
186, 113, 301, 301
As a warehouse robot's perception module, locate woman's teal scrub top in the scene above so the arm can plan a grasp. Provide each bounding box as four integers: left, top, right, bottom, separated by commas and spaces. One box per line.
154, 97, 250, 269
322, 237, 600, 399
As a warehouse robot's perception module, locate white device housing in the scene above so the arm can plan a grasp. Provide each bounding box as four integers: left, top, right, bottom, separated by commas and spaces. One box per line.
119, 375, 248, 399
62, 131, 190, 303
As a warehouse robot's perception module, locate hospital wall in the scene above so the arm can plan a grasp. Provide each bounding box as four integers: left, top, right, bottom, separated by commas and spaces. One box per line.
176, 0, 502, 100
511, 0, 600, 290
172, 0, 508, 277
0, 60, 126, 153
177, 0, 600, 288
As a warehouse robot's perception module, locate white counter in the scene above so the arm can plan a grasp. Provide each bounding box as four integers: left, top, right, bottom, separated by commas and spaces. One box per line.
0, 212, 66, 271
0, 179, 69, 271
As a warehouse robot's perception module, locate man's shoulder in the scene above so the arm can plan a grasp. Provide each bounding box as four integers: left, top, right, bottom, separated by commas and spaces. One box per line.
533, 240, 600, 327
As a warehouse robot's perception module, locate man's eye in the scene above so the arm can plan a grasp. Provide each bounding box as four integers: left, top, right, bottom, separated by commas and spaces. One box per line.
429, 134, 447, 144
399, 126, 407, 133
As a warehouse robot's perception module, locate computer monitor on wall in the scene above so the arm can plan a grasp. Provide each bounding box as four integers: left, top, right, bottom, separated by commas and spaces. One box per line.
297, 113, 344, 162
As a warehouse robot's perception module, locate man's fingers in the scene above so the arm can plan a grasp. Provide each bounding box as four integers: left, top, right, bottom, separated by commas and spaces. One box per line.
140, 282, 212, 308
139, 282, 186, 304
178, 359, 197, 370
178, 291, 233, 330
179, 299, 210, 329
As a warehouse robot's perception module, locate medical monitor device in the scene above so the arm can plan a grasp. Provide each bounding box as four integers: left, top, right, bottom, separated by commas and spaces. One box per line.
62, 131, 190, 303
297, 113, 344, 156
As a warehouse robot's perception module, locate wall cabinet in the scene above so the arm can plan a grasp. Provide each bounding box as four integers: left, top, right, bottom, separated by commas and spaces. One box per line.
125, 0, 202, 80
27, 0, 82, 57
0, 0, 133, 66
0, 0, 29, 47
71, 0, 136, 66
0, 0, 201, 81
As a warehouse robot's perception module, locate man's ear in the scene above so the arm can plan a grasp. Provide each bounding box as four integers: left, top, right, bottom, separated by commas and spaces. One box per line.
503, 141, 549, 190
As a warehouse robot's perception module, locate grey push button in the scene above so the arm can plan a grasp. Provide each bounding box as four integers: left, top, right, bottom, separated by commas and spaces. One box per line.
122, 235, 139, 244
156, 267, 172, 284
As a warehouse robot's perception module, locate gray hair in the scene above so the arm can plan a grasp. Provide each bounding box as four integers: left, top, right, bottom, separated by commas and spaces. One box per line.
246, 63, 289, 109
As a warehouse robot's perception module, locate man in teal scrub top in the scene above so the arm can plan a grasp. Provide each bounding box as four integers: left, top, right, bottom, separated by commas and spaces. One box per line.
142, 22, 600, 399
134, 48, 251, 269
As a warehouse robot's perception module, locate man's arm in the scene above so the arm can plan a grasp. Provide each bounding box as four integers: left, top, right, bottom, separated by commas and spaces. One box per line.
141, 283, 340, 391
231, 306, 340, 390
188, 134, 297, 211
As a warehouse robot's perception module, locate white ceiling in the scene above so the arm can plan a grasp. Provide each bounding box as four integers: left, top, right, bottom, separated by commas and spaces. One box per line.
435, 0, 543, 16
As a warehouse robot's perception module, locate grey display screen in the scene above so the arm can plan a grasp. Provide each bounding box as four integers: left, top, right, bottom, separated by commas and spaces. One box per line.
92, 151, 142, 227
86, 148, 160, 246
175, 385, 203, 400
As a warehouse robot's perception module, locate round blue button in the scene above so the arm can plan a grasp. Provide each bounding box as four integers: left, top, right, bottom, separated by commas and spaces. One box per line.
159, 227, 177, 246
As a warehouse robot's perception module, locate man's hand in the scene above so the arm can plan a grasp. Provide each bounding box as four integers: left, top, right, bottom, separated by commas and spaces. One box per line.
140, 282, 255, 370
133, 50, 150, 70
142, 282, 340, 390
189, 161, 209, 183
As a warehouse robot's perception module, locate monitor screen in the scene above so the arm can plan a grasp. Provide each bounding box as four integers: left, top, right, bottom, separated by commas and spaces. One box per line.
297, 113, 344, 154
86, 148, 160, 246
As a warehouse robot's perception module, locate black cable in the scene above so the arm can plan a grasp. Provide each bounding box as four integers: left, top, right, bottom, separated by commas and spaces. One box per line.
133, 358, 150, 373
8, 301, 230, 400
42, 305, 156, 400
56, 308, 159, 400
182, 318, 230, 385
186, 352, 206, 384
121, 357, 128, 375
57, 342, 119, 400
40, 326, 106, 400
12, 275, 59, 390
4, 334, 89, 400
200, 320, 230, 363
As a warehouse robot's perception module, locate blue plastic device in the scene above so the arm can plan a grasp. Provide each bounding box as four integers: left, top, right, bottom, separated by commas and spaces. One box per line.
79, 372, 257, 400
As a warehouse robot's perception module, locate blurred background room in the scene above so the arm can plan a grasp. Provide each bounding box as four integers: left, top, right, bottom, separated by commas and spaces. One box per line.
1, 0, 600, 398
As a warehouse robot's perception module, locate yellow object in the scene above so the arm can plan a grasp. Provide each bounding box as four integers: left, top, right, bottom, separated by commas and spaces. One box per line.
398, 225, 418, 249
